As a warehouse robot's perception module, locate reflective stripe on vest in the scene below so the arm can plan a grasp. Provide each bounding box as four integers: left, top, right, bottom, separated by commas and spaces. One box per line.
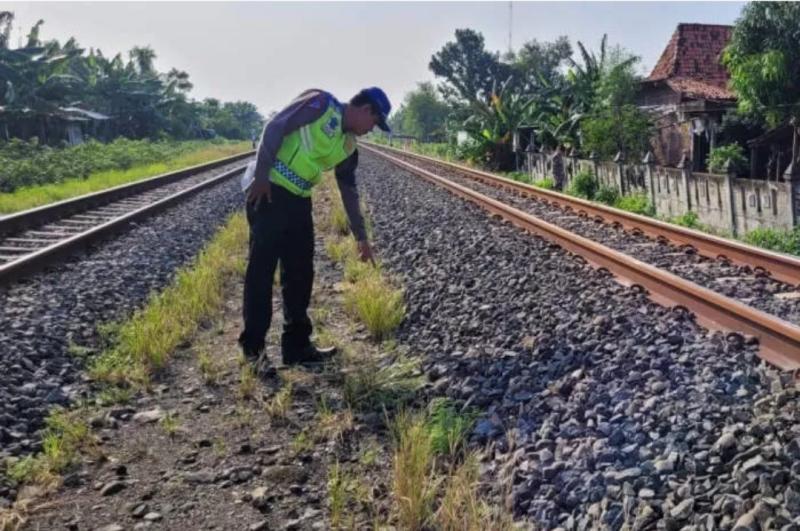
272, 160, 313, 191
299, 125, 314, 152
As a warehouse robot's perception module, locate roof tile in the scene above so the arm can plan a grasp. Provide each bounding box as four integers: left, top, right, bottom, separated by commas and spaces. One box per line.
647, 23, 735, 100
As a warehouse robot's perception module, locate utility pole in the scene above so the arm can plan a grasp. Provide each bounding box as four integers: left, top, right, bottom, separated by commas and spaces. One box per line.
508, 1, 513, 55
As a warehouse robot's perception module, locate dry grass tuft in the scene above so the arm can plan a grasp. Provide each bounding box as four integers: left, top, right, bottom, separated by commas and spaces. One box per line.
264, 383, 293, 420
391, 410, 437, 529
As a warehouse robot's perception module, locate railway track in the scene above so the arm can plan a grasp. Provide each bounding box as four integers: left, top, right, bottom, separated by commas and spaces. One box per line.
0, 151, 253, 285
363, 142, 800, 373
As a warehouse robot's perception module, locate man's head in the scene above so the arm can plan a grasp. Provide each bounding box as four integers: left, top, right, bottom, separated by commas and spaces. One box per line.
343, 87, 392, 136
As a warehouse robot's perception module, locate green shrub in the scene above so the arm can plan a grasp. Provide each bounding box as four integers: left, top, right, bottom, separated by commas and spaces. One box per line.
707, 143, 747, 174
614, 193, 654, 216
567, 170, 598, 199
672, 211, 701, 229
532, 177, 555, 190
744, 227, 800, 255
594, 185, 620, 205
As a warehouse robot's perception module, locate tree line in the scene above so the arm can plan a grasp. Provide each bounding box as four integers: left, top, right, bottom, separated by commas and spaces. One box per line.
390, 3, 800, 172
0, 12, 264, 145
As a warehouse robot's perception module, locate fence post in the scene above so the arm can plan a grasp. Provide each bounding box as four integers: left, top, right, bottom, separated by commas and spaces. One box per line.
614, 151, 626, 195
589, 151, 600, 188
643, 151, 657, 216
785, 121, 800, 227
567, 147, 578, 189
525, 143, 537, 180
677, 151, 692, 211
725, 158, 738, 237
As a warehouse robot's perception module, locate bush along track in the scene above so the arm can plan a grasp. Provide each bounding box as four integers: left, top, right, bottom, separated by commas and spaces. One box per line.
0, 139, 250, 214
4, 173, 514, 530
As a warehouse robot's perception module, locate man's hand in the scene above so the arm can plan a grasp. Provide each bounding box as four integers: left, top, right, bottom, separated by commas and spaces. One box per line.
357, 240, 375, 264
247, 178, 272, 208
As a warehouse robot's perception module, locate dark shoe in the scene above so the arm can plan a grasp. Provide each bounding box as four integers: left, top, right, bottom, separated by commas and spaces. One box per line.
239, 335, 264, 363
253, 352, 276, 378
281, 344, 337, 366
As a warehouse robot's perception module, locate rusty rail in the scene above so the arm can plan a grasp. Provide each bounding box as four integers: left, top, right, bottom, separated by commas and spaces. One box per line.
363, 143, 800, 372
365, 142, 800, 286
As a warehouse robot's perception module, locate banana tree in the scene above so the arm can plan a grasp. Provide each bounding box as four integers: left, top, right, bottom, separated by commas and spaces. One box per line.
461, 76, 537, 169
0, 21, 85, 143
525, 72, 583, 151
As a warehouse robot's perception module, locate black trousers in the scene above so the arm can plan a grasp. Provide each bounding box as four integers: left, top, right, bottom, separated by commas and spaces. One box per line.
239, 184, 314, 355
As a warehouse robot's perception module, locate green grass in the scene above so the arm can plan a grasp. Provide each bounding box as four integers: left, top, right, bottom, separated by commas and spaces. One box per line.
89, 212, 248, 387
291, 430, 314, 455
320, 172, 405, 341
197, 348, 224, 386
671, 211, 701, 229
0, 141, 250, 214
386, 403, 514, 530
566, 170, 598, 199
6, 409, 95, 488
160, 412, 181, 438
594, 185, 620, 205
435, 454, 516, 530
614, 192, 655, 216
343, 275, 405, 341
743, 227, 800, 255
328, 195, 350, 235
342, 351, 424, 412
264, 383, 293, 420
238, 363, 258, 401
532, 177, 555, 190
504, 171, 532, 185
390, 410, 437, 529
426, 399, 475, 458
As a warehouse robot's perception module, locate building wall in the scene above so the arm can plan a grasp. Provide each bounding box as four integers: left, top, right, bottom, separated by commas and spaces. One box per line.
525, 152, 795, 235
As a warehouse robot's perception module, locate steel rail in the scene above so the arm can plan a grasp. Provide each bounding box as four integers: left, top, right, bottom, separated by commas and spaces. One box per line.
365, 142, 800, 286
0, 158, 251, 285
364, 143, 800, 372
0, 150, 254, 236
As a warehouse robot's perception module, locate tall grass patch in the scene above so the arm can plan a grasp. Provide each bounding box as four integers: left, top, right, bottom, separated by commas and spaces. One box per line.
343, 275, 405, 341
386, 403, 514, 530
89, 212, 248, 387
391, 411, 437, 529
435, 454, 516, 530
320, 173, 405, 341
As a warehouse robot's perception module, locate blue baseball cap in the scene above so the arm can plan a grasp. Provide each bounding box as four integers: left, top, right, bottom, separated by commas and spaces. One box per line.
361, 87, 392, 132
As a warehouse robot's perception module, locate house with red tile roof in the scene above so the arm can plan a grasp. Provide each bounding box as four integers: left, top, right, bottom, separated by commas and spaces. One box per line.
637, 23, 736, 170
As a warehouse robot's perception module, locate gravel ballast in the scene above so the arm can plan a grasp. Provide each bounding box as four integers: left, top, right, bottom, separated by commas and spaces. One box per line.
383, 148, 800, 327
359, 150, 800, 530
0, 164, 250, 470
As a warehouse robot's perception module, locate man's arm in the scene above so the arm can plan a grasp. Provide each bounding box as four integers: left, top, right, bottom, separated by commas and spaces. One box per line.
334, 149, 373, 262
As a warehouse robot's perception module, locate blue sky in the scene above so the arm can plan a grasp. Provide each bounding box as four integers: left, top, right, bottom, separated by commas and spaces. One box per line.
7, 2, 746, 116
